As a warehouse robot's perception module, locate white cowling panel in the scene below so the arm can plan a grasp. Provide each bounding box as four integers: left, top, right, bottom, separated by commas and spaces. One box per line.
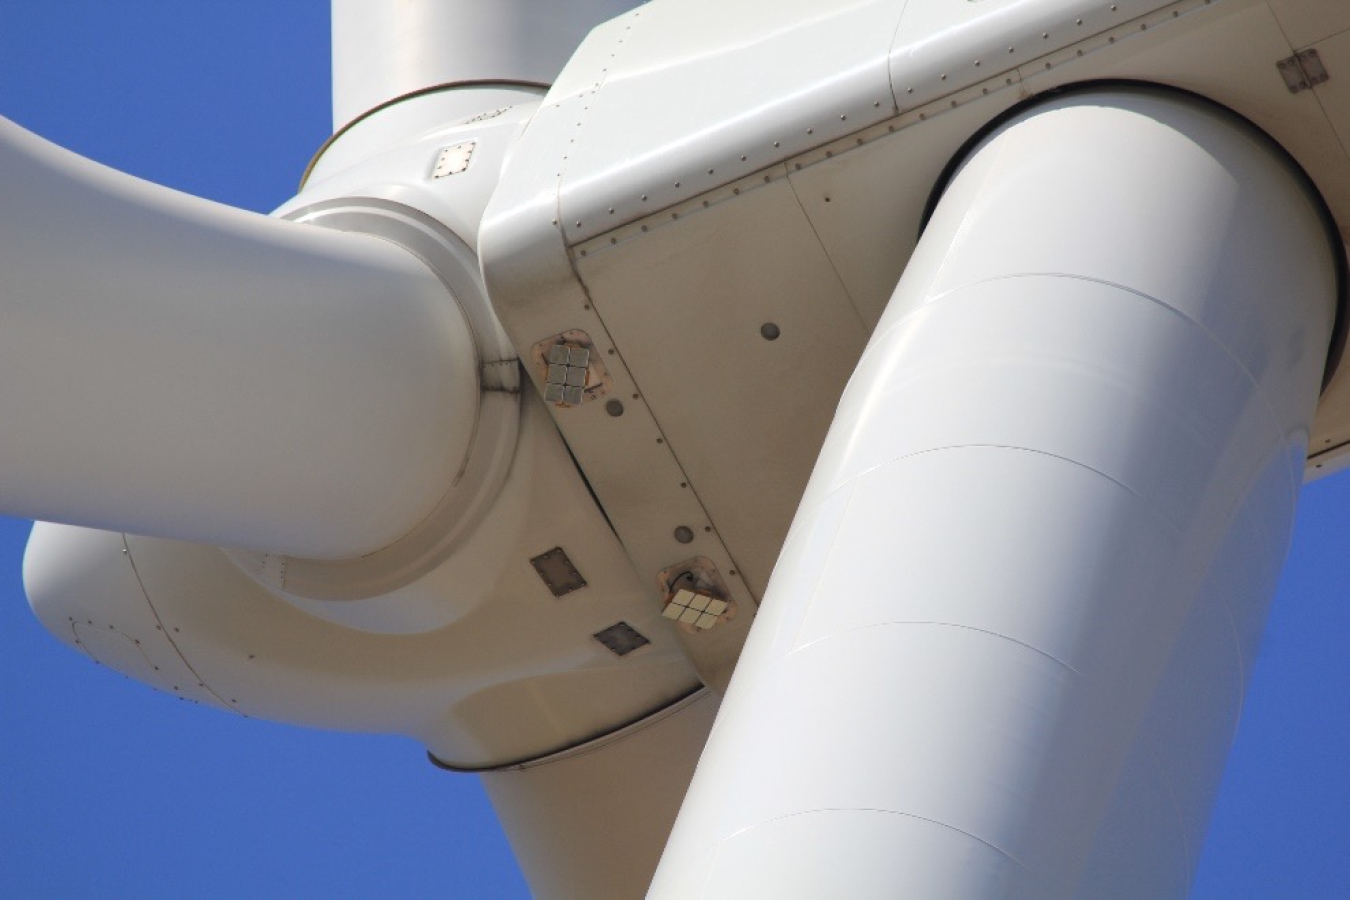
329, 0, 640, 130
651, 90, 1339, 896
0, 116, 479, 560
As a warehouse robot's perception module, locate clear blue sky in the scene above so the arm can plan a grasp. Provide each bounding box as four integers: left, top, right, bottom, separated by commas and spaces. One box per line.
0, 3, 1348, 897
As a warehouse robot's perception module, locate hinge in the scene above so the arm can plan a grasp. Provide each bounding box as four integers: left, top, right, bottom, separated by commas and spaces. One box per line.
1277, 49, 1329, 94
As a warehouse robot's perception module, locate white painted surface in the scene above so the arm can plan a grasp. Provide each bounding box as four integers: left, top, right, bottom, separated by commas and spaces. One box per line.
483, 692, 719, 900
572, 176, 869, 599
1267, 0, 1350, 48
0, 116, 478, 561
330, 0, 639, 129
551, 0, 904, 244
651, 90, 1337, 896
24, 397, 702, 768
305, 86, 545, 199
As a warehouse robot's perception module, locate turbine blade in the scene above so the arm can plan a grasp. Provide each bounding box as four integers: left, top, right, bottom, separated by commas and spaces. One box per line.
0, 116, 478, 559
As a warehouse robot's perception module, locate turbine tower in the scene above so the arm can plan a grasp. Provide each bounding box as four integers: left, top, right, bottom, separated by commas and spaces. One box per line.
4, 0, 1349, 896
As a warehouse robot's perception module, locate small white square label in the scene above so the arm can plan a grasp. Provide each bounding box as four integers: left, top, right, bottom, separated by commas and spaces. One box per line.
433, 142, 475, 178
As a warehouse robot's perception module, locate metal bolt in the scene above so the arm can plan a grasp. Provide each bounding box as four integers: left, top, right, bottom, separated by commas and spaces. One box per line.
606, 400, 624, 417
761, 322, 781, 341
674, 526, 695, 544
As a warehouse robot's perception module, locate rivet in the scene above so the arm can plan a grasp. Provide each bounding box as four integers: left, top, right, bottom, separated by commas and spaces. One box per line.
1109, 35, 1116, 42
657, 437, 665, 444
760, 322, 781, 341
674, 181, 681, 187
608, 207, 615, 214
641, 194, 648, 200
610, 238, 617, 244
580, 249, 588, 256
773, 141, 780, 147
729, 569, 737, 576
606, 400, 624, 416
632, 393, 640, 399
641, 224, 649, 232
607, 348, 615, 355
680, 481, 688, 488
704, 526, 712, 532
584, 303, 592, 310
707, 168, 714, 174
575, 221, 582, 227
740, 155, 747, 161
839, 114, 846, 121
702, 200, 710, 207
806, 127, 814, 134
1077, 49, 1085, 56
733, 187, 740, 194
673, 526, 695, 544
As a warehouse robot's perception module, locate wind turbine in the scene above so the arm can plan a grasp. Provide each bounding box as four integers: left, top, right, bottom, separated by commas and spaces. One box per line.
7, 3, 1350, 895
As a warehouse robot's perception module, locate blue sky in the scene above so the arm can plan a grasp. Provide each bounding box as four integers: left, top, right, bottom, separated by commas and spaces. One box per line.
0, 3, 1348, 897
